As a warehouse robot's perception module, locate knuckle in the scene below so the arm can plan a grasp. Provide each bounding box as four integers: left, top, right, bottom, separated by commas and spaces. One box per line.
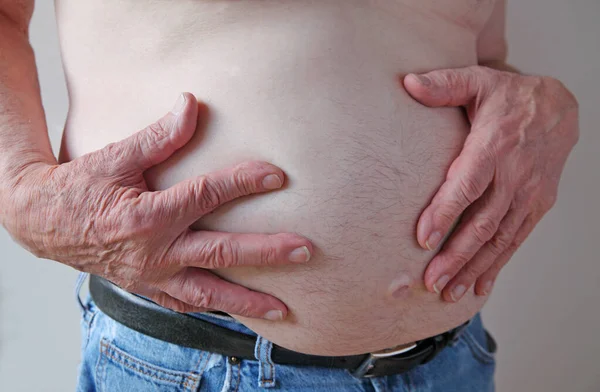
139, 122, 169, 161
201, 239, 236, 268
29, 246, 46, 259
231, 166, 256, 196
145, 121, 169, 142
446, 251, 471, 270
511, 236, 525, 249
85, 150, 113, 175
489, 231, 512, 255
190, 287, 215, 309
457, 175, 486, 204
440, 72, 459, 89
543, 193, 558, 211
100, 142, 119, 161
542, 76, 569, 96
119, 205, 155, 237
516, 190, 536, 211
260, 244, 279, 266
478, 145, 497, 168
436, 207, 459, 228
472, 216, 499, 243
195, 176, 222, 212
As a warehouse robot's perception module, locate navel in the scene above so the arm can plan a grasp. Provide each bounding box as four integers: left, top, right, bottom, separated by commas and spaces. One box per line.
387, 273, 413, 299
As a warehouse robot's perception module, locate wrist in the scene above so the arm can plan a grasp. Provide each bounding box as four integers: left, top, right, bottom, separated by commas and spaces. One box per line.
0, 153, 56, 188
0, 160, 54, 222
0, 160, 59, 260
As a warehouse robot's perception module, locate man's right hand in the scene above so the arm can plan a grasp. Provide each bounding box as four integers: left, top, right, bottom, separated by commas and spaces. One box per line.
0, 93, 312, 321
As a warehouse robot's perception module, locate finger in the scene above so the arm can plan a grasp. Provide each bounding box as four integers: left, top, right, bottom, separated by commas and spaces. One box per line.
169, 231, 313, 269
403, 66, 496, 108
441, 207, 527, 302
148, 291, 209, 314
417, 134, 496, 251
98, 93, 199, 174
474, 214, 537, 295
161, 267, 288, 321
154, 160, 288, 223
423, 178, 511, 296
127, 283, 208, 313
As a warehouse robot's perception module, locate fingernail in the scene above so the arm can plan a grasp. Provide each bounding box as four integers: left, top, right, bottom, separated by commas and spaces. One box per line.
416, 75, 431, 86
262, 174, 283, 190
288, 246, 311, 263
450, 285, 467, 302
263, 310, 284, 321
425, 231, 443, 251
481, 281, 493, 296
171, 94, 186, 115
433, 275, 450, 294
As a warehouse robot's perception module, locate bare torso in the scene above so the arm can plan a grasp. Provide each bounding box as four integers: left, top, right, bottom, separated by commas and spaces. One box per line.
55, 0, 495, 355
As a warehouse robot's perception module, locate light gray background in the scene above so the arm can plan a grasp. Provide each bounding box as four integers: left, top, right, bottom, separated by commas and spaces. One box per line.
1, 1, 598, 391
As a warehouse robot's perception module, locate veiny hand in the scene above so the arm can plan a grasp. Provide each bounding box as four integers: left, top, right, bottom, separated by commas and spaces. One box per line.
403, 65, 579, 302
0, 93, 313, 320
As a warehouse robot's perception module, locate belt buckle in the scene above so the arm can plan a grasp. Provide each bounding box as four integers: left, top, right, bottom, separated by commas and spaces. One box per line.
351, 342, 418, 378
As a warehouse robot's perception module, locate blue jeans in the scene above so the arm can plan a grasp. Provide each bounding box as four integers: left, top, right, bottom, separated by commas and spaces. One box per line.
75, 282, 496, 391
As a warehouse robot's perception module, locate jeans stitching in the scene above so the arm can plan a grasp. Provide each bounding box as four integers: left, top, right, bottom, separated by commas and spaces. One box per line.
461, 330, 495, 364
199, 353, 212, 376
95, 339, 107, 392
82, 308, 98, 350
234, 362, 241, 392
185, 351, 206, 391
99, 339, 200, 387
192, 351, 206, 373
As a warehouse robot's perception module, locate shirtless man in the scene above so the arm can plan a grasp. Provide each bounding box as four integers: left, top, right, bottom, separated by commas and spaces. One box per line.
0, 0, 578, 391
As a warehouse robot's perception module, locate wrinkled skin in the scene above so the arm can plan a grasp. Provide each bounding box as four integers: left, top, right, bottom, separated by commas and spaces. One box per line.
404, 65, 579, 302
0, 93, 313, 320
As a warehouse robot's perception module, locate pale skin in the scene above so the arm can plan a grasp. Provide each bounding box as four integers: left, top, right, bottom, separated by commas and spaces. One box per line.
0, 0, 578, 334
404, 0, 578, 301
406, 68, 579, 302
0, 2, 314, 321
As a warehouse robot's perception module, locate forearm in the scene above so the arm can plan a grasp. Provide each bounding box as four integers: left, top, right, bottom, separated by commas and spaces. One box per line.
0, 13, 56, 190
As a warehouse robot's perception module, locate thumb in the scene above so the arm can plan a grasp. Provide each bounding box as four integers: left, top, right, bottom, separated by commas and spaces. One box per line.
403, 66, 494, 108
105, 92, 200, 173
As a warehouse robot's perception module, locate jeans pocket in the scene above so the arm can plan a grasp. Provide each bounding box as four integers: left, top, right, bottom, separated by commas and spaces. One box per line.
461, 328, 497, 365
95, 339, 202, 392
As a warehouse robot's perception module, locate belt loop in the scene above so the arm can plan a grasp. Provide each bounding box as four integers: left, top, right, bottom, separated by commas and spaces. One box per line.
74, 272, 89, 313
254, 335, 276, 388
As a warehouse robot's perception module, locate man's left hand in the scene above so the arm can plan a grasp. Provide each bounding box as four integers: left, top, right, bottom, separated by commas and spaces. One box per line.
403, 65, 579, 302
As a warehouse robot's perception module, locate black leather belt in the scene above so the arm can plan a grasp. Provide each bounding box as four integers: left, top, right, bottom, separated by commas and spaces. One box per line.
89, 274, 469, 378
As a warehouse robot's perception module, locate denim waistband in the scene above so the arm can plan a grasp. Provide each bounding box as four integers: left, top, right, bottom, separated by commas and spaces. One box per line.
76, 273, 280, 387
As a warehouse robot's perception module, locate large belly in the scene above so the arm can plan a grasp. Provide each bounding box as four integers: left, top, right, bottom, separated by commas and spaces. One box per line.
57, 0, 487, 355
